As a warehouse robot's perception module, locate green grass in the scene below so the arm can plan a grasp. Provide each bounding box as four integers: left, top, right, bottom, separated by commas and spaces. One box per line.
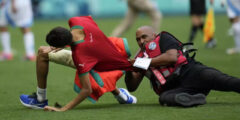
1, 15, 240, 120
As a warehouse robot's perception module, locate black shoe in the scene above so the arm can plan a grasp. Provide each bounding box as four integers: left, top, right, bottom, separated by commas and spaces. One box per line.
174, 93, 206, 107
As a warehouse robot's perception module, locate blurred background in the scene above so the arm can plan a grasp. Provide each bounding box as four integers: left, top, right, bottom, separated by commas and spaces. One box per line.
1, 0, 240, 120
36, 0, 225, 18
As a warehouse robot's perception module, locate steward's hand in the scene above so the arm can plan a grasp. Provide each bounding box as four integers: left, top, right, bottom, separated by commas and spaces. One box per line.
128, 59, 135, 65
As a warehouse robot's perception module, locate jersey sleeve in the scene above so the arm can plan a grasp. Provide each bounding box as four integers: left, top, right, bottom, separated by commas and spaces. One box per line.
68, 16, 97, 29
68, 17, 84, 29
159, 32, 180, 53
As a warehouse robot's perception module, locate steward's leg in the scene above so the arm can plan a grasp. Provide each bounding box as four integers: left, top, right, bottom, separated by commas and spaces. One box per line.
159, 88, 206, 107
202, 68, 240, 93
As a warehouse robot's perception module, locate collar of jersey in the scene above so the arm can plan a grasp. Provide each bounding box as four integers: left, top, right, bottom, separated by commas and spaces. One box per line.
70, 25, 84, 31
73, 40, 85, 45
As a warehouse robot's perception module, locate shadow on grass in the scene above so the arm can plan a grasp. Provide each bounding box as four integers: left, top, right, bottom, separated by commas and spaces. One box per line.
206, 101, 240, 107
15, 101, 240, 112
73, 103, 161, 110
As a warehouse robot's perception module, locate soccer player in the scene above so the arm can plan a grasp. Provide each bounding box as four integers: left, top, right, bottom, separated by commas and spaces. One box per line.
188, 0, 216, 48
125, 26, 240, 107
223, 0, 240, 54
110, 0, 162, 37
19, 16, 137, 111
0, 0, 35, 61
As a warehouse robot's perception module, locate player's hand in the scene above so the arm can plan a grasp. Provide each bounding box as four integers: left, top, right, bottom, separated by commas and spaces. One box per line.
50, 47, 63, 53
44, 106, 64, 112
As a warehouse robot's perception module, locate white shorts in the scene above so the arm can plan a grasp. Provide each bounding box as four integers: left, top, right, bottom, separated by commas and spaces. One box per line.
0, 0, 33, 27
48, 49, 75, 69
227, 0, 240, 18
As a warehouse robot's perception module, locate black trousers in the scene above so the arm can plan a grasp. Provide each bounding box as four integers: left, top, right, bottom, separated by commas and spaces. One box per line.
159, 60, 240, 106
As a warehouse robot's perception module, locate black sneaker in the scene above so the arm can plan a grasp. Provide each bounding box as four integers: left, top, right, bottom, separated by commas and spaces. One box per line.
175, 93, 206, 107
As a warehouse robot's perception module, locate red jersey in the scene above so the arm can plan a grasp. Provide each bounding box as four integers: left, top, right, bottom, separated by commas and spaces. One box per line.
74, 37, 131, 102
69, 16, 132, 74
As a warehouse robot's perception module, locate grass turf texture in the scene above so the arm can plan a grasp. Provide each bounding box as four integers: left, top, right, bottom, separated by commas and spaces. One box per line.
1, 15, 240, 120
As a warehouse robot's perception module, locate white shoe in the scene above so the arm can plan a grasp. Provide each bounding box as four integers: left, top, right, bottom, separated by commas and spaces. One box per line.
226, 48, 240, 55
116, 88, 137, 104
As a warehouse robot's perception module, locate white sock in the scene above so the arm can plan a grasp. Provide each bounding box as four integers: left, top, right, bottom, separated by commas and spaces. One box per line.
0, 32, 11, 54
37, 87, 47, 102
116, 90, 128, 101
233, 21, 240, 49
24, 32, 35, 56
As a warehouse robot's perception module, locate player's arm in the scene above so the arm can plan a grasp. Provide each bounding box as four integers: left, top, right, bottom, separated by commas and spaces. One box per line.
44, 73, 92, 112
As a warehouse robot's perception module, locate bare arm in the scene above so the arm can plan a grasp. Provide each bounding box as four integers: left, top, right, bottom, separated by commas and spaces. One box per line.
44, 73, 92, 112
125, 71, 144, 92
150, 49, 178, 67
124, 48, 178, 92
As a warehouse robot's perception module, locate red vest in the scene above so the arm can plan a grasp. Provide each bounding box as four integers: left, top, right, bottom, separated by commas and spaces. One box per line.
145, 35, 188, 78
135, 33, 187, 95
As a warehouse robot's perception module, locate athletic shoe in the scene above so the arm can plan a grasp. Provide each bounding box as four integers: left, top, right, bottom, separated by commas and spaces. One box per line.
205, 39, 217, 48
174, 93, 206, 107
0, 52, 13, 61
226, 48, 240, 55
20, 93, 48, 109
117, 88, 137, 104
24, 55, 36, 61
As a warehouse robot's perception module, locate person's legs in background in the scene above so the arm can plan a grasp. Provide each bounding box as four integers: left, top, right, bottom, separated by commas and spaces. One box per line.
0, 26, 13, 60
21, 27, 35, 61
226, 17, 240, 54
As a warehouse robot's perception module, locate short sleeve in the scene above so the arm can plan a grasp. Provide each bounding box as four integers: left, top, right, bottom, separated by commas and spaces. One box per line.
159, 32, 180, 53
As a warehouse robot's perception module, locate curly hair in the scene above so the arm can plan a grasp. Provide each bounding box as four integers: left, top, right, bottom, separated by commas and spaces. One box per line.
46, 26, 73, 47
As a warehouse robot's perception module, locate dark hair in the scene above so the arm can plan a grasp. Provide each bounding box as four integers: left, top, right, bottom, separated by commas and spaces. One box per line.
46, 26, 72, 47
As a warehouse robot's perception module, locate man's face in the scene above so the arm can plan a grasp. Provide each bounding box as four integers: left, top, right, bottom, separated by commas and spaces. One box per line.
136, 29, 155, 51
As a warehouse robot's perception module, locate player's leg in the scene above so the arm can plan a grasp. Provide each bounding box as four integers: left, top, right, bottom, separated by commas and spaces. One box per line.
20, 27, 35, 61
188, 15, 203, 43
232, 18, 240, 51
226, 17, 240, 54
110, 5, 137, 37
36, 48, 74, 101
226, 0, 240, 54
0, 27, 12, 60
0, 4, 12, 60
13, 0, 35, 60
112, 88, 137, 104
20, 46, 51, 109
20, 47, 74, 108
142, 0, 162, 32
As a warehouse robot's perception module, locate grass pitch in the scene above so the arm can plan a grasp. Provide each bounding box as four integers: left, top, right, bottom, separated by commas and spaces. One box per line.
1, 15, 240, 120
